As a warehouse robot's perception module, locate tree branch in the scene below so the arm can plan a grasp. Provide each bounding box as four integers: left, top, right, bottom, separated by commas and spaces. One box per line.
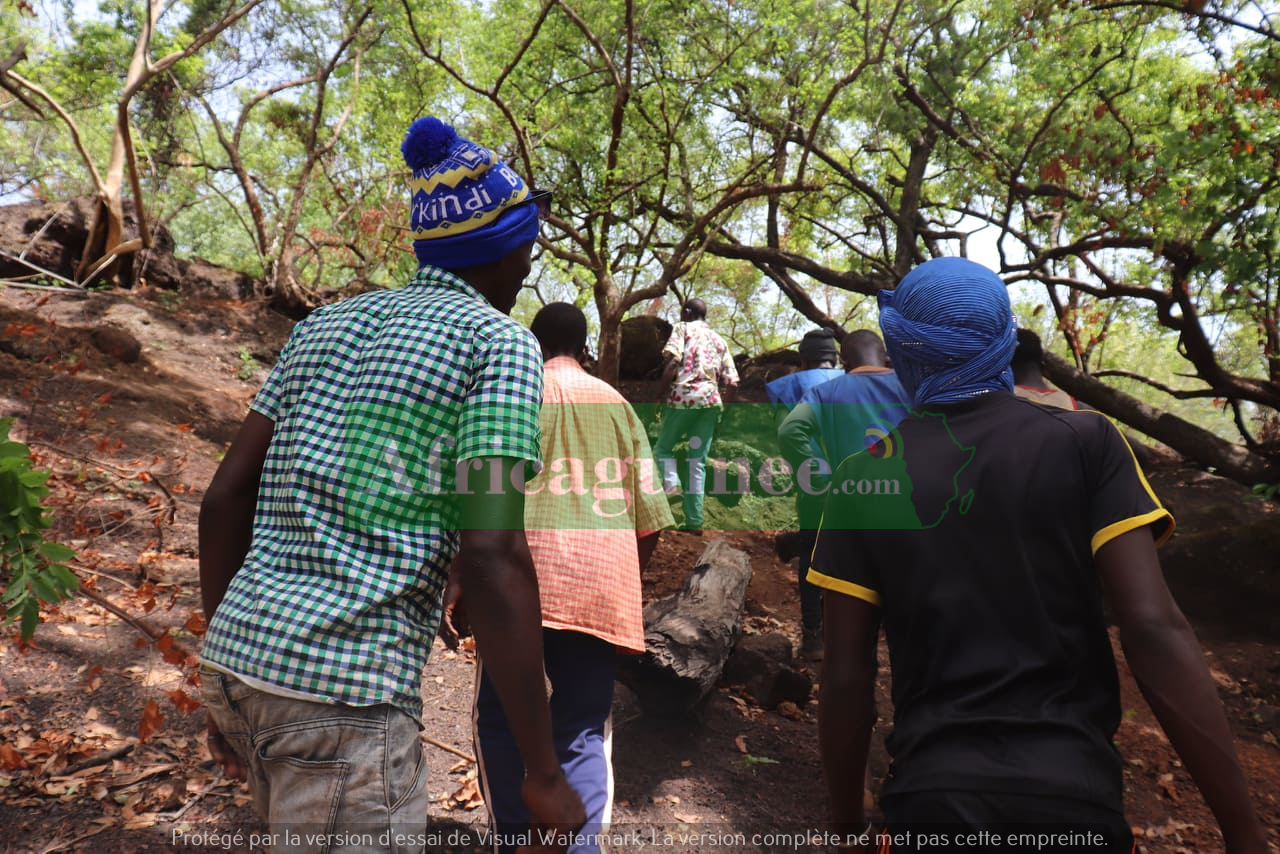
1090, 369, 1222, 400
1042, 351, 1280, 485
1086, 0, 1279, 44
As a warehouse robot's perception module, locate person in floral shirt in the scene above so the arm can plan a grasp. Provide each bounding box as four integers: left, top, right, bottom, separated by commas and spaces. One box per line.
654, 298, 739, 532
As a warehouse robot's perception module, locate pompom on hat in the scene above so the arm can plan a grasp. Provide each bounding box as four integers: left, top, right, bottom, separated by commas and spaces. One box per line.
877, 257, 1016, 406
401, 116, 539, 271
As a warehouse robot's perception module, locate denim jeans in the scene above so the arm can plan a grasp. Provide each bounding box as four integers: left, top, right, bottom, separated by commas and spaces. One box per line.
653, 406, 720, 527
201, 668, 429, 853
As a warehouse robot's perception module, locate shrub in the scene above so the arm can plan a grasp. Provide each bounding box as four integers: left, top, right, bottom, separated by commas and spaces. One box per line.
0, 417, 77, 640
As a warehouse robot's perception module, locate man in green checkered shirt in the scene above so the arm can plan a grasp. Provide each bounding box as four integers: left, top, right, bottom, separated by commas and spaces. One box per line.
198, 117, 584, 851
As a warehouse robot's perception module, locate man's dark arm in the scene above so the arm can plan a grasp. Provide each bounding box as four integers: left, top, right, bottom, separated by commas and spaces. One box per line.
1097, 529, 1268, 854
819, 591, 880, 851
197, 409, 272, 782
199, 411, 273, 619
457, 457, 584, 838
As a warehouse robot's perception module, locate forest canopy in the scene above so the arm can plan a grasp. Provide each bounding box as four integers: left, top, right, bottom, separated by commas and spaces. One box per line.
1, 0, 1278, 483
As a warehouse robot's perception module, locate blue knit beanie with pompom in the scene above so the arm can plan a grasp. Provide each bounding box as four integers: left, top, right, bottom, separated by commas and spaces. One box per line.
401, 117, 539, 271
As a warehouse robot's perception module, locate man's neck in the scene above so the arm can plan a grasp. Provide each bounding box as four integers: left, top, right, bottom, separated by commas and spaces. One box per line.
545, 353, 585, 368
1015, 370, 1048, 388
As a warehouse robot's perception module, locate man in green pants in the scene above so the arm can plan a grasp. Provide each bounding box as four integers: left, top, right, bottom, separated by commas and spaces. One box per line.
653, 298, 738, 534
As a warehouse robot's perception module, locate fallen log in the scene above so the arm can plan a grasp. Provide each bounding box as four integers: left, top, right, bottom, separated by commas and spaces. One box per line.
619, 538, 752, 715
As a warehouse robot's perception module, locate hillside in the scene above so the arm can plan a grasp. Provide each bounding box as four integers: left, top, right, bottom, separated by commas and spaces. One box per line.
0, 283, 1277, 853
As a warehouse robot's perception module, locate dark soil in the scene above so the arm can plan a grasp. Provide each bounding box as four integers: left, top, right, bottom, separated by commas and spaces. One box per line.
0, 285, 1276, 853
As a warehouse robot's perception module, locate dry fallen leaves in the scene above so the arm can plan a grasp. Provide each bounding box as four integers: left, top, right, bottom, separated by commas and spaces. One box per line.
776, 701, 803, 720
1138, 819, 1196, 841
165, 688, 201, 716
448, 775, 485, 811
155, 633, 187, 666
138, 701, 164, 743
184, 612, 208, 636
85, 665, 104, 693
734, 735, 748, 754
0, 743, 27, 770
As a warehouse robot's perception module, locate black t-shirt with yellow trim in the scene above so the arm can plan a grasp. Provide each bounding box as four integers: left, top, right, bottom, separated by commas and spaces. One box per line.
810, 392, 1173, 810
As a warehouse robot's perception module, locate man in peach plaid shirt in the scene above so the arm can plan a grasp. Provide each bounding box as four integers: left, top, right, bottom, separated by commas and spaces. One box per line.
459, 302, 673, 854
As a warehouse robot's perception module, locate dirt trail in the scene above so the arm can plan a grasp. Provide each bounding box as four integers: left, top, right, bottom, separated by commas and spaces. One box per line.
0, 285, 1276, 852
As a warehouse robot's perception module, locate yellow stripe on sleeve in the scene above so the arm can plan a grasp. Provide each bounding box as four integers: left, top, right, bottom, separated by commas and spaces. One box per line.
1090, 507, 1175, 556
1082, 412, 1177, 553
806, 567, 882, 606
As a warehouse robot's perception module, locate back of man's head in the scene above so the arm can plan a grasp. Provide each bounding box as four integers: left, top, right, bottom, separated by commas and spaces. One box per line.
681, 299, 707, 321
530, 302, 588, 360
842, 329, 890, 370
798, 328, 839, 368
878, 257, 1016, 405
401, 116, 539, 273
1012, 328, 1045, 371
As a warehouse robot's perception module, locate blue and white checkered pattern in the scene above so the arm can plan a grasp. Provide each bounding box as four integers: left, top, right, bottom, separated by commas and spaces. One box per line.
200, 266, 542, 720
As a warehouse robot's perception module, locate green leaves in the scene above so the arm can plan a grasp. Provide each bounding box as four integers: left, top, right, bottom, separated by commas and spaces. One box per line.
1252, 482, 1280, 502
0, 417, 79, 643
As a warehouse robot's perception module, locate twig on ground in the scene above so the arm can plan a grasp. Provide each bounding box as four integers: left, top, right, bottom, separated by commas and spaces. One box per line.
64, 742, 135, 774
72, 566, 139, 591
74, 582, 196, 658
421, 734, 475, 764
161, 787, 208, 822
147, 473, 178, 556
38, 824, 109, 854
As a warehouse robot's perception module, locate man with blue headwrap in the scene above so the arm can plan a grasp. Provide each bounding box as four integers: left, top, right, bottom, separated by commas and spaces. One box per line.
809, 258, 1267, 853
198, 117, 584, 851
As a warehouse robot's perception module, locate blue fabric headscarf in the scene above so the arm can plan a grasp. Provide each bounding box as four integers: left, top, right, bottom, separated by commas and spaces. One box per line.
878, 257, 1016, 406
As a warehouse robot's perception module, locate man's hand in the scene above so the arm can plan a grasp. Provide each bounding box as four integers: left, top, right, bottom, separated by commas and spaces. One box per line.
517, 769, 586, 854
439, 560, 468, 651
206, 716, 247, 782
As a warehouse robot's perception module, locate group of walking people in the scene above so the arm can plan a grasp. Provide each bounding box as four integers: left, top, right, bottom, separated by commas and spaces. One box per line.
195, 118, 1268, 854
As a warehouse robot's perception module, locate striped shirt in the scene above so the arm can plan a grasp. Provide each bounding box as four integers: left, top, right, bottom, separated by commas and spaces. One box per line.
200, 266, 542, 720
525, 357, 674, 652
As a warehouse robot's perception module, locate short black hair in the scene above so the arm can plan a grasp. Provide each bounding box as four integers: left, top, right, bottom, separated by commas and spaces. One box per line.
842, 329, 888, 367
531, 302, 588, 357
682, 298, 707, 320
1012, 328, 1044, 368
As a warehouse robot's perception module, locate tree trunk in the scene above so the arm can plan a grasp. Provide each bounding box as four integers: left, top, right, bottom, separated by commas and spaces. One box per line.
266, 251, 314, 319
76, 0, 152, 286
1042, 352, 1280, 486
617, 538, 753, 716
597, 306, 623, 387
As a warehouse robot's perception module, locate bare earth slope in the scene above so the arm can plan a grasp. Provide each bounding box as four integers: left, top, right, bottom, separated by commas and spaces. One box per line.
0, 285, 1276, 852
